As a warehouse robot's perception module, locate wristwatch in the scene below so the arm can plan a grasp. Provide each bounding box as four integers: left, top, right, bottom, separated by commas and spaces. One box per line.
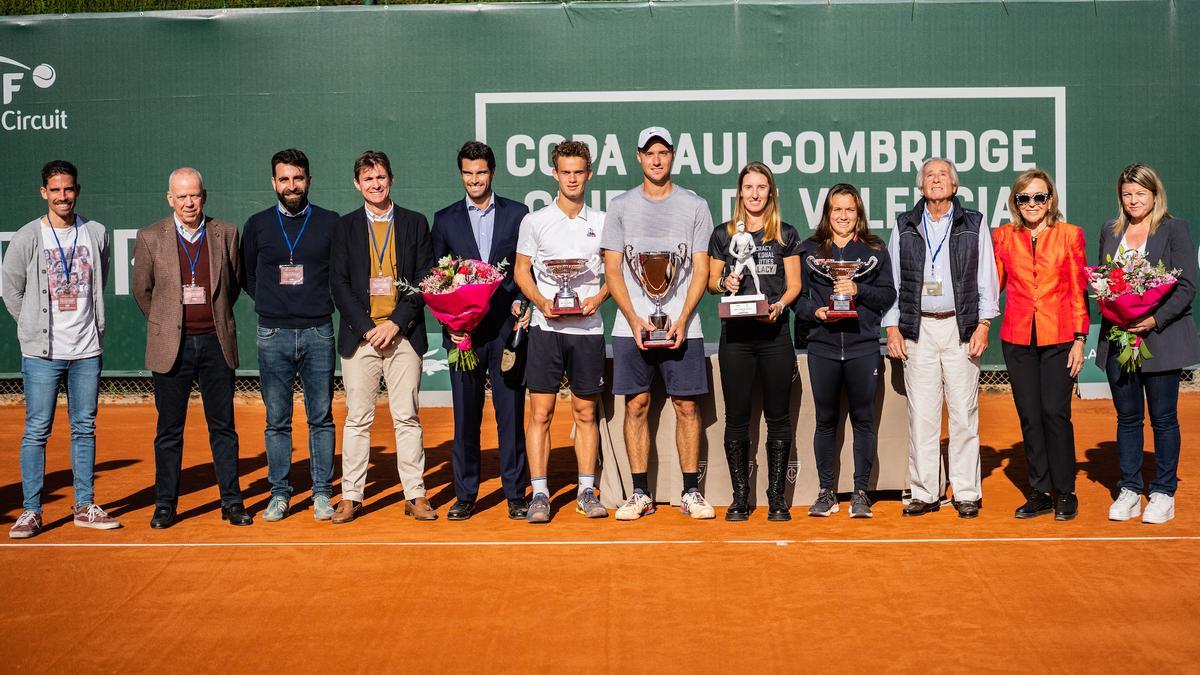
1074, 333, 1087, 343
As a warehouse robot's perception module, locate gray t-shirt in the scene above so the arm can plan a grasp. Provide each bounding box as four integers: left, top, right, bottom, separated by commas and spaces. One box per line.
599, 185, 713, 339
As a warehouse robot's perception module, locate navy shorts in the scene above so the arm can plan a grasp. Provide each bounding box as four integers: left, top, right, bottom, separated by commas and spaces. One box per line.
611, 336, 709, 397
525, 326, 606, 396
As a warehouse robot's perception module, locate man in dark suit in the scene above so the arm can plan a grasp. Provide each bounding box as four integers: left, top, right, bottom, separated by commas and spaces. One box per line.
431, 141, 530, 520
131, 167, 251, 529
329, 150, 437, 524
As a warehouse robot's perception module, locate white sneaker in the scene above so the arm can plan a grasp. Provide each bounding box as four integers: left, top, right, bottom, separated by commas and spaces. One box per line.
615, 490, 655, 521
1142, 493, 1175, 524
680, 488, 715, 519
1108, 488, 1142, 521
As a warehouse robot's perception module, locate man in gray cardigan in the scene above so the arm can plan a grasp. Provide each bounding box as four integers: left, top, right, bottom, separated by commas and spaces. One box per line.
2, 160, 121, 538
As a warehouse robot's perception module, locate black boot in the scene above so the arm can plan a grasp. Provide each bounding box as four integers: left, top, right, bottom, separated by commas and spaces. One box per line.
724, 439, 751, 521
765, 440, 792, 522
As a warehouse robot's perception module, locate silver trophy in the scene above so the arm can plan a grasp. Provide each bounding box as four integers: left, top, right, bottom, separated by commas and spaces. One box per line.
534, 256, 597, 316
719, 221, 770, 319
623, 243, 689, 347
805, 256, 879, 319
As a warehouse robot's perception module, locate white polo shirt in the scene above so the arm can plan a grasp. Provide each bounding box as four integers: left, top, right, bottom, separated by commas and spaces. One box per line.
516, 201, 606, 335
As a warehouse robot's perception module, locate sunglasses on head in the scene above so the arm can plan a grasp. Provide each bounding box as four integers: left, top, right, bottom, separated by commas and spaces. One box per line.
1014, 192, 1051, 206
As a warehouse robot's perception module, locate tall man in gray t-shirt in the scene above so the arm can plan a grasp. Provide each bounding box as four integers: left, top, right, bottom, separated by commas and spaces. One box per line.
600, 127, 715, 521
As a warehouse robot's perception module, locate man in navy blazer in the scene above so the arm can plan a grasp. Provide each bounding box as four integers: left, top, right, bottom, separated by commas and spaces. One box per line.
431, 141, 530, 520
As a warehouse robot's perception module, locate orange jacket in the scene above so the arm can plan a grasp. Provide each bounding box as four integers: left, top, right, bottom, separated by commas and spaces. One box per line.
993, 221, 1089, 346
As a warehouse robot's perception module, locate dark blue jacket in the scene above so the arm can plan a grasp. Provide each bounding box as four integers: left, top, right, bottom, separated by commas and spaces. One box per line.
794, 237, 896, 361
430, 194, 528, 350
1094, 218, 1200, 372
330, 205, 435, 359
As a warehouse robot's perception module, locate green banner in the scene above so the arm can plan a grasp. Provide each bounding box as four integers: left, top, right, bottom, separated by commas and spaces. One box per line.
2, 2, 1197, 389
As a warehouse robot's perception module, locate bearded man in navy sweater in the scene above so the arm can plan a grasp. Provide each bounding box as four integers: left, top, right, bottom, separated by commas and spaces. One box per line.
240, 149, 340, 522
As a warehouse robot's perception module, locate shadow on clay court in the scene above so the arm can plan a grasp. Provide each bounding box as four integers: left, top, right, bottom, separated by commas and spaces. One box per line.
0, 458, 140, 525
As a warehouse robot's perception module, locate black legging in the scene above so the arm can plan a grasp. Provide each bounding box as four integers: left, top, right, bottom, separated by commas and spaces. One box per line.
808, 352, 880, 491
717, 320, 795, 444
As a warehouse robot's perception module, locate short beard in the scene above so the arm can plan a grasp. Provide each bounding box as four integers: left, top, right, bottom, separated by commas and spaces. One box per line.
276, 190, 308, 213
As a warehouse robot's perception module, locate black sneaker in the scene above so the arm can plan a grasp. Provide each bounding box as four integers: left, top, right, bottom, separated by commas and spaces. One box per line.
808, 488, 839, 517
1015, 490, 1054, 519
849, 490, 873, 518
1054, 493, 1078, 521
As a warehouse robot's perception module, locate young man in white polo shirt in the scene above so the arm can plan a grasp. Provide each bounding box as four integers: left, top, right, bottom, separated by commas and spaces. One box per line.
513, 140, 609, 523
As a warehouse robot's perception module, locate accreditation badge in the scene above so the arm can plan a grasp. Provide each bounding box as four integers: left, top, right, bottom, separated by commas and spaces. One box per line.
279, 264, 304, 285
923, 279, 944, 296
369, 275, 394, 296
182, 284, 208, 305
56, 292, 78, 312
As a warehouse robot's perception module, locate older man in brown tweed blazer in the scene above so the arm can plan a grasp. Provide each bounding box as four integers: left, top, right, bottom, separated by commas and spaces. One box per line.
132, 167, 251, 529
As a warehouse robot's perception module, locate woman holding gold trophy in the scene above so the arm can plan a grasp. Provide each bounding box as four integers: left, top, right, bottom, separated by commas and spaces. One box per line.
794, 184, 896, 519
706, 162, 802, 521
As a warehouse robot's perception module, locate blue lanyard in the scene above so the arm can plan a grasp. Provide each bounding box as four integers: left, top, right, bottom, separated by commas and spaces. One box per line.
48, 216, 79, 283
276, 207, 312, 264
922, 209, 952, 271
368, 211, 394, 273
178, 228, 207, 285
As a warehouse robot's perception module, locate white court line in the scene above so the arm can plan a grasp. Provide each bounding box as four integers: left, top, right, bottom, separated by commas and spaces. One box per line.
1, 536, 1198, 549
726, 536, 1200, 544
0, 540, 705, 549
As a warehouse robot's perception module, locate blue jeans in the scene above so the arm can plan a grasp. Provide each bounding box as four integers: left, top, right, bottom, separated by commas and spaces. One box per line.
257, 323, 336, 498
20, 355, 102, 512
1106, 351, 1181, 496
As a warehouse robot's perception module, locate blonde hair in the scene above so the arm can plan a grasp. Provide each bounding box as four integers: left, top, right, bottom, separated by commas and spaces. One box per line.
1007, 168, 1061, 231
1113, 162, 1171, 237
728, 162, 783, 245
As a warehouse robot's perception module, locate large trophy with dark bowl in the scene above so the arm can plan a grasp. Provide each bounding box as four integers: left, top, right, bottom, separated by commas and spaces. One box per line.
623, 243, 689, 348
805, 256, 879, 319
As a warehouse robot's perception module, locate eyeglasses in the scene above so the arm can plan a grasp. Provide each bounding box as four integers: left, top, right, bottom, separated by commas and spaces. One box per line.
1014, 192, 1051, 206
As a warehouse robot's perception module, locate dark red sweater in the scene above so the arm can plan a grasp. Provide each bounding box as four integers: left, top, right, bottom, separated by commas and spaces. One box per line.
177, 236, 216, 335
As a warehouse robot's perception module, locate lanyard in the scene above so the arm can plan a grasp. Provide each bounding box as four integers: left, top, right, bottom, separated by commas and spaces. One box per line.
178, 228, 207, 285
47, 215, 79, 282
367, 211, 394, 274
276, 207, 312, 264
922, 210, 952, 272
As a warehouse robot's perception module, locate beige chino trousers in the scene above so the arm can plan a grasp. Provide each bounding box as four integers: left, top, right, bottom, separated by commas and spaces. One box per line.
340, 338, 425, 502
902, 315, 983, 504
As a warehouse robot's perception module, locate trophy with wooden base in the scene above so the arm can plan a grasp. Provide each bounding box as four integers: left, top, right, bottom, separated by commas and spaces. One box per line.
624, 243, 688, 348
534, 257, 595, 316
718, 221, 770, 319
805, 256, 879, 319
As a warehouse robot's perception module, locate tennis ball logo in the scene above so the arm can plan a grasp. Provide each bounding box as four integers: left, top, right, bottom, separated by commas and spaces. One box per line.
32, 64, 55, 88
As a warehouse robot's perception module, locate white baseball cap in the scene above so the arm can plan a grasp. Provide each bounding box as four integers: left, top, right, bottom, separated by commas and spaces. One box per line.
637, 126, 674, 150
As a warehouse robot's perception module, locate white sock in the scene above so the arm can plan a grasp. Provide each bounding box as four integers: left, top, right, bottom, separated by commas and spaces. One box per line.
531, 477, 549, 498
578, 474, 595, 495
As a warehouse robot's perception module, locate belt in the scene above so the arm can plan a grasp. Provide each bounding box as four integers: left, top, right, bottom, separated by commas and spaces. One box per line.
920, 310, 956, 320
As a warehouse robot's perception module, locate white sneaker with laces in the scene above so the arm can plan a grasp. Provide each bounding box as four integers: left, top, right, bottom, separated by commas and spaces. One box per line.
680, 488, 715, 519
1108, 488, 1142, 521
1142, 493, 1175, 524
615, 491, 655, 521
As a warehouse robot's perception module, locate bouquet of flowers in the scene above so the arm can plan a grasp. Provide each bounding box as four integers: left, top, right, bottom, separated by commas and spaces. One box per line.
1086, 249, 1180, 372
399, 255, 508, 371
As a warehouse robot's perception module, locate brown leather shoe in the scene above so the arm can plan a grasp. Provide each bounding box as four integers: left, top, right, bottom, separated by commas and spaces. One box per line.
331, 500, 362, 524
404, 497, 438, 521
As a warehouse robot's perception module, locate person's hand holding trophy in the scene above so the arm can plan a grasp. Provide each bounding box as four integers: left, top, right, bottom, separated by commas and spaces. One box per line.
805, 255, 879, 320
623, 243, 689, 348
718, 220, 771, 320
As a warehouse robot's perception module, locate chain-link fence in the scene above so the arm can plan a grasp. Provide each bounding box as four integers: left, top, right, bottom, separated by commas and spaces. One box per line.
1, 369, 1197, 403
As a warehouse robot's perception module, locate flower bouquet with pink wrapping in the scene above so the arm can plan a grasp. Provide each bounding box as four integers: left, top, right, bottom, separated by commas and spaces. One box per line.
399, 255, 508, 371
1086, 249, 1180, 372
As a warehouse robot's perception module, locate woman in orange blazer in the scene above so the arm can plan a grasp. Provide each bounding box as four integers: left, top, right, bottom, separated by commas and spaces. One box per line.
993, 168, 1089, 521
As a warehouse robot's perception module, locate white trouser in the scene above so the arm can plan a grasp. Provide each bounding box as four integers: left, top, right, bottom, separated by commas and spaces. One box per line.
340, 338, 425, 502
902, 315, 982, 504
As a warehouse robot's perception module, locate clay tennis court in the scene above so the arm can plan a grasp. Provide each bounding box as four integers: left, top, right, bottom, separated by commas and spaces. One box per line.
1, 393, 1197, 671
